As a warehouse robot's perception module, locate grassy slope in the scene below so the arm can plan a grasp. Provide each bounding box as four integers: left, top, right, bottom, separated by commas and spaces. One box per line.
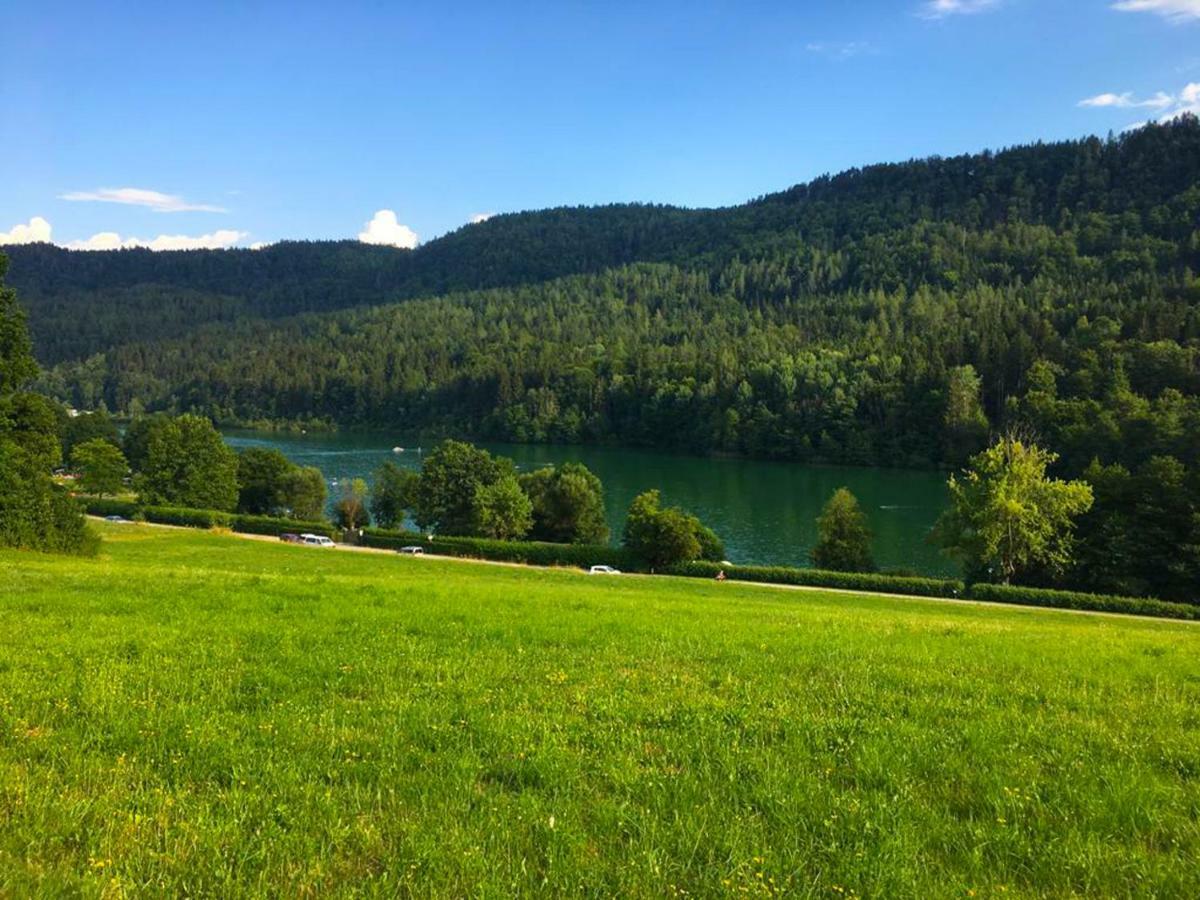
2, 525, 1198, 898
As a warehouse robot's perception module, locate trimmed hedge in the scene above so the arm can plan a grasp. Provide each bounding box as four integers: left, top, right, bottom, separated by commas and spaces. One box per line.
232, 514, 337, 539
360, 527, 634, 569
667, 560, 1196, 622
84, 497, 338, 537
142, 506, 234, 529
667, 560, 965, 599
966, 583, 1199, 621
83, 498, 140, 518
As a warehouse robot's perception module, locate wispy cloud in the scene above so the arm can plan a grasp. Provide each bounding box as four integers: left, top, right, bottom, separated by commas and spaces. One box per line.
468, 212, 494, 224
357, 210, 419, 249
1078, 90, 1174, 109
919, 0, 1001, 19
1079, 82, 1200, 128
1111, 1, 1200, 23
805, 41, 874, 60
59, 187, 227, 213
0, 216, 53, 245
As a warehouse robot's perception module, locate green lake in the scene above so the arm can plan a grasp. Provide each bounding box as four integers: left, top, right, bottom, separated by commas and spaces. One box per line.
223, 429, 955, 576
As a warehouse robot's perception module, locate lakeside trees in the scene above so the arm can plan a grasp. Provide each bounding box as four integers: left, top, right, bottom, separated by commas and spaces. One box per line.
1072, 457, 1200, 602
934, 436, 1094, 584
369, 462, 418, 530
0, 252, 93, 554
409, 440, 525, 537
135, 414, 239, 512
236, 447, 327, 519
622, 489, 725, 569
334, 478, 370, 530
367, 443, 724, 561
811, 488, 875, 573
71, 438, 128, 498
61, 409, 120, 459
520, 463, 609, 544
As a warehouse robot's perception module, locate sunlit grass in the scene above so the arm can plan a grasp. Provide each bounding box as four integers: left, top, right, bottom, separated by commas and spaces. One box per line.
2, 523, 1198, 897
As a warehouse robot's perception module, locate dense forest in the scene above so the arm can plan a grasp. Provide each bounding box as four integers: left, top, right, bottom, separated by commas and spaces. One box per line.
8, 115, 1199, 364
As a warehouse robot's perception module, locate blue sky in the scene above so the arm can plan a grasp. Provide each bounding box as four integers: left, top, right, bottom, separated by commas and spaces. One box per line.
2, 1, 1198, 250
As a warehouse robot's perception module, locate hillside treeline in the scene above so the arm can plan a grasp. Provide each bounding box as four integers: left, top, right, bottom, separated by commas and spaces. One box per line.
6, 115, 1198, 366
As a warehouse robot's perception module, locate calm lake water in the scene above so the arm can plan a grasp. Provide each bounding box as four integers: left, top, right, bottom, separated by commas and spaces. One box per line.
223, 429, 955, 575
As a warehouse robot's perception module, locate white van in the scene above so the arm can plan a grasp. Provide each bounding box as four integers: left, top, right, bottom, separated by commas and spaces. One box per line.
589, 565, 621, 575
301, 533, 336, 547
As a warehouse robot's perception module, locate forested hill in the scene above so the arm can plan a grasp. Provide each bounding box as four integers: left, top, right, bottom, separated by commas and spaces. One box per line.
8, 117, 1200, 366
5, 119, 1199, 480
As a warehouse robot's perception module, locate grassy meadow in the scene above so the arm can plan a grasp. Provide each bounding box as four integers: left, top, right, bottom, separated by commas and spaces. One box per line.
2, 523, 1199, 897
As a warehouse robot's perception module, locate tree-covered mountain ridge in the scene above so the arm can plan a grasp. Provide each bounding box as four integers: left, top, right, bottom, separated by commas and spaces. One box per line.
8, 116, 1199, 365
9, 118, 1200, 475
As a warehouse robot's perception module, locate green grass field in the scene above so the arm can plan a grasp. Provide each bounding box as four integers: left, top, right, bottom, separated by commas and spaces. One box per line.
2, 524, 1198, 897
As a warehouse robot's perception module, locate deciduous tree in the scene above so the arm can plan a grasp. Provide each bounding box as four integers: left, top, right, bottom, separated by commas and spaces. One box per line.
519, 462, 609, 544
136, 414, 239, 511
72, 438, 128, 498
934, 435, 1093, 583
810, 487, 874, 572
0, 251, 94, 554
369, 461, 418, 529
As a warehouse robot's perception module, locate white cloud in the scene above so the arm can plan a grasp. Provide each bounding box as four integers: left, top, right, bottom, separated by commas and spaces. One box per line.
1162, 81, 1200, 120
357, 210, 419, 248
2, 215, 248, 251
59, 187, 227, 213
1078, 90, 1174, 108
468, 212, 494, 224
1111, 1, 1200, 22
64, 228, 247, 251
805, 41, 873, 59
919, 0, 1000, 19
1079, 81, 1200, 126
0, 216, 53, 245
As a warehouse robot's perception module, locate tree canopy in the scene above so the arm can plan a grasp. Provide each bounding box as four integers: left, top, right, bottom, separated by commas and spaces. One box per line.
622, 489, 723, 569
519, 462, 609, 544
0, 252, 94, 554
810, 488, 875, 573
71, 438, 128, 498
136, 414, 239, 512
934, 436, 1094, 584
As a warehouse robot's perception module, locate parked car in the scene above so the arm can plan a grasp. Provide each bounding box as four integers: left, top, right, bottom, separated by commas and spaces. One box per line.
588, 564, 621, 575
279, 533, 302, 543
398, 546, 425, 555
301, 533, 336, 547
103, 515, 133, 524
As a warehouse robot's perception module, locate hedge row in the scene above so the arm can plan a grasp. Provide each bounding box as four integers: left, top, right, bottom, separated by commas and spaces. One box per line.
83, 498, 140, 518
231, 514, 337, 539
667, 560, 965, 598
966, 583, 1199, 621
360, 527, 634, 569
142, 506, 234, 529
85, 499, 338, 538
668, 560, 1197, 621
